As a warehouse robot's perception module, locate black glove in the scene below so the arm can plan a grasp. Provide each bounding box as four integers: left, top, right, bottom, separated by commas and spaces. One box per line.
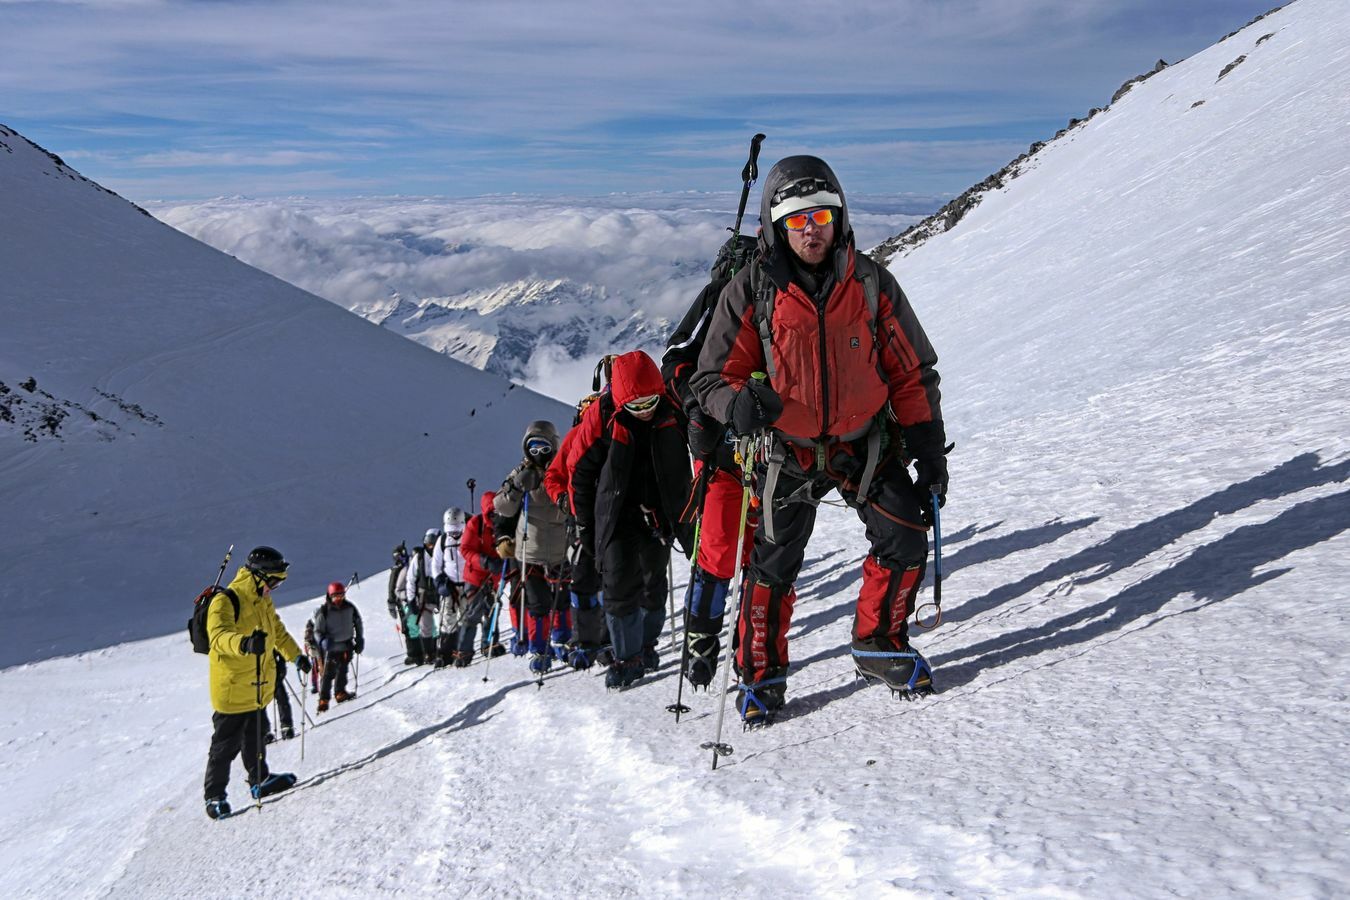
354, 639, 364, 654
295, 654, 312, 674
556, 492, 571, 515
686, 407, 724, 462
518, 466, 542, 492
435, 573, 451, 597
913, 456, 948, 526
239, 629, 268, 656
729, 379, 783, 435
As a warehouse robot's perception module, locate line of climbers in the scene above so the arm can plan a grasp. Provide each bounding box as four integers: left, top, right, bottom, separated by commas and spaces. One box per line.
196, 153, 949, 820
381, 154, 949, 723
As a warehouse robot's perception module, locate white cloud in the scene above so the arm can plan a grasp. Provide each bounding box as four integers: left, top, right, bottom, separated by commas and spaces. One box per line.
151, 193, 923, 401
131, 149, 346, 168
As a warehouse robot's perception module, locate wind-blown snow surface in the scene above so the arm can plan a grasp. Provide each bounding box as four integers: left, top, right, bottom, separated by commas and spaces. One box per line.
3, 2, 1350, 897
0, 126, 569, 667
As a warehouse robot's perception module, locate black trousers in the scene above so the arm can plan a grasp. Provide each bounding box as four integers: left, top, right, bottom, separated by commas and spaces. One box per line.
600, 524, 670, 618
204, 708, 269, 801
273, 656, 293, 730
523, 564, 567, 618
320, 650, 351, 700
457, 581, 494, 653
569, 548, 601, 596
750, 453, 928, 587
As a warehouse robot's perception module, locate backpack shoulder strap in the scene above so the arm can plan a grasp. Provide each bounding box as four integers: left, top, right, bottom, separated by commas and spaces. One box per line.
853, 255, 886, 380
599, 391, 617, 430
853, 253, 881, 334
219, 587, 240, 620
749, 265, 778, 380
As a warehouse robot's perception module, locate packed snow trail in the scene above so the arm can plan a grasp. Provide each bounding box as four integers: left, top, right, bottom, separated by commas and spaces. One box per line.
3, 430, 1346, 897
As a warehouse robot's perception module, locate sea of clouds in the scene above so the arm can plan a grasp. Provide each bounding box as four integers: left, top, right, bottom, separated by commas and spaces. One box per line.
152, 193, 926, 402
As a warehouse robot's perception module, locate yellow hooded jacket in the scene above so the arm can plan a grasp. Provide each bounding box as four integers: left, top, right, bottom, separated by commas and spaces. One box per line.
207, 566, 303, 714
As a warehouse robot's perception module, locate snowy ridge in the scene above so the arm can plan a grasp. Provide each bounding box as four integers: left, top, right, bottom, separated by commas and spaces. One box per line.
0, 126, 570, 667
2, 0, 1349, 895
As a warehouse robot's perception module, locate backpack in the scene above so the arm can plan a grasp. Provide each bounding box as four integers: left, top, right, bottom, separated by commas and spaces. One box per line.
661, 234, 760, 408
412, 545, 435, 601
387, 542, 408, 607
188, 586, 240, 654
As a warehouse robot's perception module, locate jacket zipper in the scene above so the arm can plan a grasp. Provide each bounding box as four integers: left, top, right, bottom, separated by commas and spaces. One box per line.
817, 289, 830, 452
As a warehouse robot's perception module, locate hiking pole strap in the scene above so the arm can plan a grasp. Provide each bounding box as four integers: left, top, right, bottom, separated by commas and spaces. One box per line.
707, 433, 759, 768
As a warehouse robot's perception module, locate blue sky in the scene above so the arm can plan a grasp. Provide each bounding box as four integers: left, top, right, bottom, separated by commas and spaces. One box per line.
1, 0, 1282, 204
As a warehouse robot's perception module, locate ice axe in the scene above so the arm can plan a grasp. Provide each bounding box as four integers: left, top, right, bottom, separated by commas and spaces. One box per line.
915, 487, 945, 630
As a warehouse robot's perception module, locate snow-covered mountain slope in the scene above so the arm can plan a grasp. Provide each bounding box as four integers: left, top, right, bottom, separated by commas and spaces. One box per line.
0, 125, 569, 668
885, 0, 1348, 436
1, 1, 1348, 896
151, 194, 924, 402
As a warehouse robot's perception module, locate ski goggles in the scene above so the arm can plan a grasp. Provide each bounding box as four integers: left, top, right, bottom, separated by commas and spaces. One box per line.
263, 572, 288, 588
623, 394, 661, 414
526, 438, 554, 457
781, 208, 834, 231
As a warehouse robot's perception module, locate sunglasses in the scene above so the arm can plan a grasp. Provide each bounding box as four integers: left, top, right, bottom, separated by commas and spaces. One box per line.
782, 208, 834, 231
624, 394, 661, 414
526, 440, 553, 457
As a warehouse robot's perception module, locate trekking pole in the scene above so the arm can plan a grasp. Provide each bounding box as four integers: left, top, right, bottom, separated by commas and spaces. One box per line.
667, 556, 678, 654
521, 488, 530, 542
254, 648, 265, 811
350, 571, 360, 589
667, 513, 704, 719
668, 468, 712, 720
467, 478, 477, 513
297, 666, 305, 766
284, 675, 317, 728
701, 432, 760, 769
730, 134, 767, 241
515, 488, 526, 666
212, 545, 235, 590
482, 560, 511, 682
354, 651, 360, 696
516, 567, 527, 665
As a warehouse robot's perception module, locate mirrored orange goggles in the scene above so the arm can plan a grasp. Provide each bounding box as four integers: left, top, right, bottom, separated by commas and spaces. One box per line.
782, 208, 834, 231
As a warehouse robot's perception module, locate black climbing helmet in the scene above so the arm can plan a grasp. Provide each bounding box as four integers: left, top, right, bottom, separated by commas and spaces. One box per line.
246, 546, 289, 575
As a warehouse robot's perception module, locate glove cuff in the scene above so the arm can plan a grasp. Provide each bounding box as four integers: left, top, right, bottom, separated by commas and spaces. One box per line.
901, 419, 947, 460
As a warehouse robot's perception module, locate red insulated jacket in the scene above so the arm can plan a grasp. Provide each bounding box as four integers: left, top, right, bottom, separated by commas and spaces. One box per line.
568, 351, 694, 558
460, 490, 501, 588
544, 427, 582, 512
692, 245, 942, 453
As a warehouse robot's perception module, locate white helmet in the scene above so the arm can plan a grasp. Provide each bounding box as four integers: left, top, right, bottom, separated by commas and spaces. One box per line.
443, 506, 467, 538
